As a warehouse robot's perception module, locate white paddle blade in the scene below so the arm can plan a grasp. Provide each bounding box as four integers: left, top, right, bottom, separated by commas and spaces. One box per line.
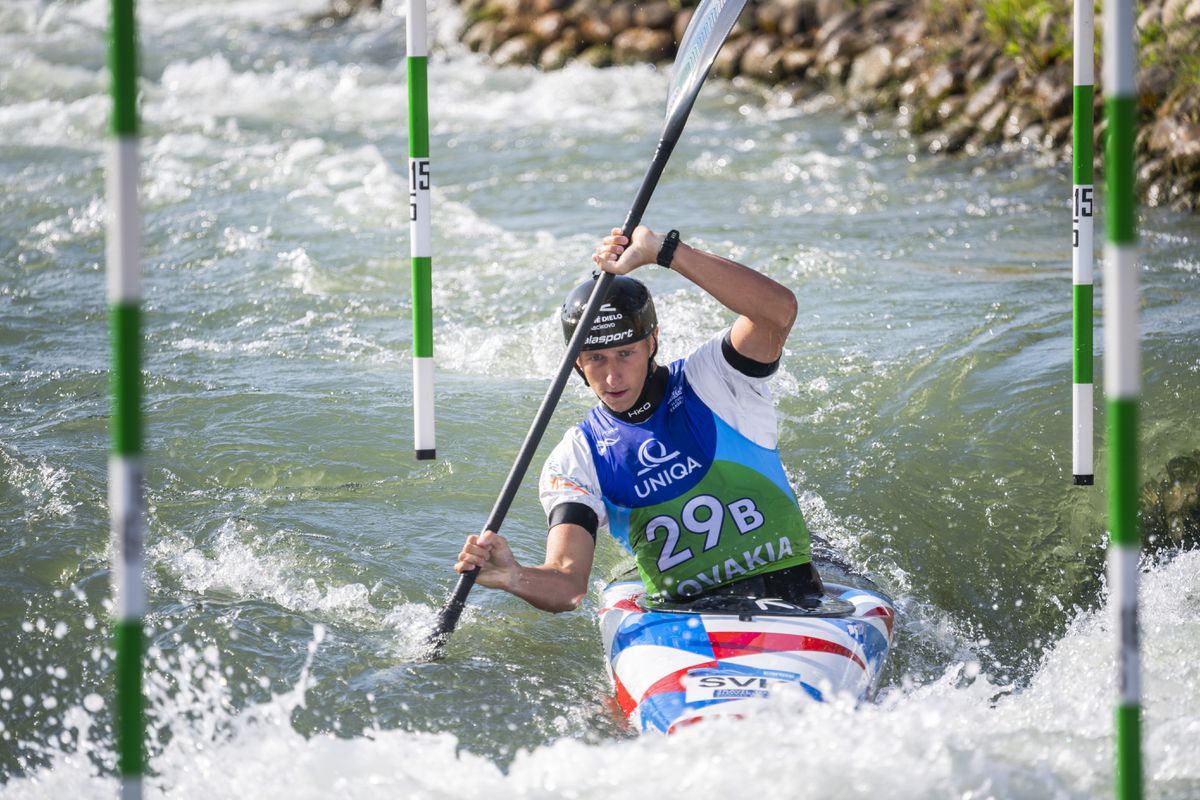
664, 0, 749, 127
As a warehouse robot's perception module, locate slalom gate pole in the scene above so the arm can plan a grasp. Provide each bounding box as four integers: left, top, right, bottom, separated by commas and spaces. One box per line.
1102, 0, 1143, 796
1072, 0, 1095, 486
107, 0, 146, 796
408, 0, 435, 460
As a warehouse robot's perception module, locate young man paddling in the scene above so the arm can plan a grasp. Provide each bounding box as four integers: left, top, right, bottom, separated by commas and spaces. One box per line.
454, 226, 821, 611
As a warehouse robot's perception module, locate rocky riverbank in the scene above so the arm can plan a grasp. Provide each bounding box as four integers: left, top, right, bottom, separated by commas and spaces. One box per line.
1142, 449, 1200, 553
440, 0, 1200, 212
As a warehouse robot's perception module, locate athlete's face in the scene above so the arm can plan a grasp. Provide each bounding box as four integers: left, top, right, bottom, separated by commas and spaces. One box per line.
577, 335, 656, 413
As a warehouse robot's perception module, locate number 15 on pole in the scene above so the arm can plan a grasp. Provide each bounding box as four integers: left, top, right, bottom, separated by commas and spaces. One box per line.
407, 0, 435, 460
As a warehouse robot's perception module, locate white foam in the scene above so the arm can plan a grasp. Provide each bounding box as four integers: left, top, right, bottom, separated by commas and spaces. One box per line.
7, 553, 1194, 798
0, 445, 77, 520
152, 519, 376, 621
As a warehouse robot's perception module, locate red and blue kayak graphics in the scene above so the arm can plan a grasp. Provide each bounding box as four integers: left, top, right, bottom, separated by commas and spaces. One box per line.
599, 568, 896, 734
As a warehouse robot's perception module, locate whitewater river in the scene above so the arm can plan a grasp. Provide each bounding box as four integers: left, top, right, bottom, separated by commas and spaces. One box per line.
2, 0, 1199, 796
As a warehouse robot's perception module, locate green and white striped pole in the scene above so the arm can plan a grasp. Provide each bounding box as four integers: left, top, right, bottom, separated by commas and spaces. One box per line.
407, 0, 435, 460
1103, 0, 1143, 796
1072, 0, 1095, 486
107, 0, 145, 796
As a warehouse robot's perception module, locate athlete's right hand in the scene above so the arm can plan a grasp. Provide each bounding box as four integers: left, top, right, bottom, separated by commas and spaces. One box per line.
454, 529, 518, 590
593, 225, 662, 275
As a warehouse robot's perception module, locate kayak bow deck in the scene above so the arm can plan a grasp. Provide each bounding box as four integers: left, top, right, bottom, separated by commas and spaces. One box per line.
598, 555, 896, 734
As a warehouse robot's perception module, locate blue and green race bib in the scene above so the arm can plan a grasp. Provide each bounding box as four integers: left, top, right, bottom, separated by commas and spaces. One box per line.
579, 361, 811, 600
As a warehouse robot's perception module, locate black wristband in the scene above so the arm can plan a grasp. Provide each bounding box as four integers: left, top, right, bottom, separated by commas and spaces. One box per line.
656, 229, 680, 269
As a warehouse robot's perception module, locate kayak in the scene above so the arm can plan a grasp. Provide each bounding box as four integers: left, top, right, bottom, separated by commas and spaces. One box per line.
598, 547, 896, 734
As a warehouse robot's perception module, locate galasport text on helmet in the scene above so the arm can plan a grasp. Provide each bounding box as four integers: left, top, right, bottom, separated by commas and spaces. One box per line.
561, 274, 658, 350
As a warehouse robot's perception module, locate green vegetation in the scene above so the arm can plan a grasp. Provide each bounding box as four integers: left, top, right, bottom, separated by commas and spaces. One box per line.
1142, 17, 1200, 115
981, 0, 1072, 73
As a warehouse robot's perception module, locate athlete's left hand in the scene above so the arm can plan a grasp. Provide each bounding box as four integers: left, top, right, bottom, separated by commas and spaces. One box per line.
592, 226, 663, 275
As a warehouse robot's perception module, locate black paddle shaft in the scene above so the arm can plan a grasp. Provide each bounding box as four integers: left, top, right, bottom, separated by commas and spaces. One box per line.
426, 136, 681, 655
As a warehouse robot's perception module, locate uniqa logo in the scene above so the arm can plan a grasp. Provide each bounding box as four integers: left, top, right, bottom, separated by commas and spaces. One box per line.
633, 438, 701, 499
636, 438, 680, 476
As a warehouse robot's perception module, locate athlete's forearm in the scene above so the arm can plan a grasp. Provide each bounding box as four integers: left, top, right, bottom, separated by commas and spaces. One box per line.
504, 564, 589, 613
593, 225, 797, 359
670, 242, 797, 357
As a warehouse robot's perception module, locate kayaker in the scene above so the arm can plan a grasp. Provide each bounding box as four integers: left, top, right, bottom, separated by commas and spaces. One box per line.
454, 225, 822, 611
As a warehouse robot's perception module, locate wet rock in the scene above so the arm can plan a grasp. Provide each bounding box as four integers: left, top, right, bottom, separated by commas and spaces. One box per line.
1003, 103, 1039, 140
1138, 64, 1176, 112
539, 34, 579, 70
1033, 64, 1073, 122
904, 90, 964, 136
973, 100, 1010, 145
820, 0, 852, 24
898, 68, 923, 101
893, 18, 927, 48
862, 0, 902, 27
462, 19, 501, 52
1137, 1, 1163, 31
1171, 171, 1200, 210
1163, 0, 1191, 27
1141, 155, 1170, 181
959, 7, 985, 43
492, 33, 540, 65
778, 0, 822, 38
1162, 87, 1200, 122
816, 30, 866, 78
1138, 157, 1170, 207
814, 9, 857, 48
963, 43, 1000, 84
458, 0, 493, 29
756, 3, 786, 35
924, 63, 964, 102
1140, 450, 1200, 552
847, 44, 894, 94
612, 27, 673, 65
309, 0, 380, 24
1147, 116, 1200, 168
633, 0, 674, 31
1035, 11, 1055, 46
926, 120, 973, 154
459, 0, 489, 20
530, 11, 568, 44
713, 34, 753, 79
485, 0, 522, 19
964, 64, 1017, 120
893, 43, 926, 76
1019, 122, 1045, 150
606, 1, 635, 34
1163, 0, 1200, 45
578, 43, 612, 68
742, 35, 784, 80
937, 94, 967, 122
779, 46, 817, 78
1146, 178, 1170, 207
577, 15, 613, 45
1044, 116, 1073, 149
673, 8, 694, 43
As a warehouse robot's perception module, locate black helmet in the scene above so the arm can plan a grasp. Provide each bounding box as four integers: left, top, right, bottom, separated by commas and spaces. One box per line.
561, 274, 657, 351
